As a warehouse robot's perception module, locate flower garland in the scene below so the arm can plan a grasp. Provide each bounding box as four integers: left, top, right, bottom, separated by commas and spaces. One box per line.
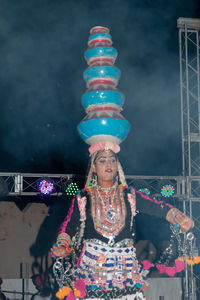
141, 257, 185, 277
141, 255, 200, 276
56, 279, 86, 300
185, 256, 200, 266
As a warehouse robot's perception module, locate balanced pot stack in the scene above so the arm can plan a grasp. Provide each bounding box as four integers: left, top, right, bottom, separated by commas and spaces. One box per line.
77, 26, 130, 149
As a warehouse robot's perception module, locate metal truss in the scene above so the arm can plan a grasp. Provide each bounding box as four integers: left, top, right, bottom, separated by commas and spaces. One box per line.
178, 18, 200, 178
2, 172, 200, 232
0, 172, 184, 198
178, 17, 200, 300
0, 172, 76, 196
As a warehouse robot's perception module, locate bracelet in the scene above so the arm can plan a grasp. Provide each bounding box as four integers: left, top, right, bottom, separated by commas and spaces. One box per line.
57, 232, 71, 245
166, 208, 180, 225
50, 241, 71, 259
179, 216, 194, 228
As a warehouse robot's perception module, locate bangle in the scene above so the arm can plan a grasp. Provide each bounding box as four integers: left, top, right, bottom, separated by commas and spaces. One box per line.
166, 208, 180, 224
57, 233, 71, 246
179, 216, 194, 228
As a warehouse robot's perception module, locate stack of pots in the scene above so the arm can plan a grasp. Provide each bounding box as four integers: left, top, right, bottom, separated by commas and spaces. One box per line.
77, 26, 130, 147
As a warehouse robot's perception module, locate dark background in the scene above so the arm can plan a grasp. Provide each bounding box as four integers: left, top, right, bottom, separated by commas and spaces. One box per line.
0, 0, 199, 177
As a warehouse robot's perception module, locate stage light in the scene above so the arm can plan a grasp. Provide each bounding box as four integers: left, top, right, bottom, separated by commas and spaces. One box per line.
161, 184, 175, 198
65, 182, 79, 196
38, 178, 55, 195
139, 188, 150, 196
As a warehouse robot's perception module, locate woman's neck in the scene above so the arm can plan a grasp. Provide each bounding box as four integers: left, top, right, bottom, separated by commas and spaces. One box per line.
97, 180, 115, 188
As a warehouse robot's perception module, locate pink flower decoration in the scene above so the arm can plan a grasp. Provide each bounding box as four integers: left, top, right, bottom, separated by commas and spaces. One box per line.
75, 279, 86, 290
89, 142, 120, 154
141, 260, 154, 270
66, 280, 86, 300
156, 258, 185, 277
175, 260, 185, 272
156, 264, 166, 273
66, 290, 75, 300
165, 266, 176, 277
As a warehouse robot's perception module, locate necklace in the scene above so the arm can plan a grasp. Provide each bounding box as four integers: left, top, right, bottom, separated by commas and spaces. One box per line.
97, 182, 117, 193
90, 184, 126, 240
96, 185, 117, 223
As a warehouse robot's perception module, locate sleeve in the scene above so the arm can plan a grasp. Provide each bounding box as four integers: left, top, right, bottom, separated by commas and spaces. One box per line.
56, 196, 81, 246
135, 189, 172, 219
134, 189, 194, 230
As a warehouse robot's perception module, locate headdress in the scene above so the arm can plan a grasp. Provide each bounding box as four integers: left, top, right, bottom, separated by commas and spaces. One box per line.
77, 26, 130, 186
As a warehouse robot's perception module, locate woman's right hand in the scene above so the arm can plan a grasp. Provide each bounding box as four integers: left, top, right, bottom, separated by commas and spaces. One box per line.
50, 245, 68, 258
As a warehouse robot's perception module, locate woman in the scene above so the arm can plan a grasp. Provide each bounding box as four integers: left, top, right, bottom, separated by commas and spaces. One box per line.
51, 147, 193, 300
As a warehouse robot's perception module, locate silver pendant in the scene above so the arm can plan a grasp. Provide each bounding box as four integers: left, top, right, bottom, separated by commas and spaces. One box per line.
106, 209, 116, 223
108, 236, 115, 246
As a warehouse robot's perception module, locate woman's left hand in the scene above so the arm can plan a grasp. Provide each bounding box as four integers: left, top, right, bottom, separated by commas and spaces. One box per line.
175, 213, 194, 232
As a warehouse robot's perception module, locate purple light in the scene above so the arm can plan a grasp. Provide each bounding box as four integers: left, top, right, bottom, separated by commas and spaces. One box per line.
38, 179, 54, 195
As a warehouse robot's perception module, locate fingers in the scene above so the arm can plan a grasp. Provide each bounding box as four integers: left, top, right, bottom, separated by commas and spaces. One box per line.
180, 219, 194, 232
50, 245, 68, 258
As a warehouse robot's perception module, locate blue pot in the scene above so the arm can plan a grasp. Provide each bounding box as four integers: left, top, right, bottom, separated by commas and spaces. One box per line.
88, 33, 112, 43
77, 118, 130, 145
84, 47, 117, 64
81, 90, 125, 110
83, 66, 120, 85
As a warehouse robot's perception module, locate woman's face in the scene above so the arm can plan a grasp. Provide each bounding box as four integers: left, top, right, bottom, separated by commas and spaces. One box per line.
92, 150, 118, 186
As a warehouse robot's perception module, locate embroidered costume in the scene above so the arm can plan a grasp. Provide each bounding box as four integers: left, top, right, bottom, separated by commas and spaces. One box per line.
54, 185, 174, 300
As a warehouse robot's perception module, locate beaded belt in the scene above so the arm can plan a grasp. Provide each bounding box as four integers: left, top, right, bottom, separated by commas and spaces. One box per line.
85, 238, 134, 248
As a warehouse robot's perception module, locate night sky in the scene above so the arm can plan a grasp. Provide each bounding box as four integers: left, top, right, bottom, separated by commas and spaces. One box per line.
0, 0, 199, 177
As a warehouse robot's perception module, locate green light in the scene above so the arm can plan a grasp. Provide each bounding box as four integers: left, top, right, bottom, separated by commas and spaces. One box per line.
65, 182, 79, 196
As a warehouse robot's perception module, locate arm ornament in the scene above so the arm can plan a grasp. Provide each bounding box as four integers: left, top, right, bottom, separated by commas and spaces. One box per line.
57, 232, 72, 247
166, 207, 194, 230
50, 233, 71, 258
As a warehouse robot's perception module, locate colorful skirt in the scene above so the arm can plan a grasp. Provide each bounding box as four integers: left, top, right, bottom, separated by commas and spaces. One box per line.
74, 239, 147, 299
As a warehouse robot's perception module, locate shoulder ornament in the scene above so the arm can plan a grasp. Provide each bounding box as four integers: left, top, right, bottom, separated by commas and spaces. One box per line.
76, 194, 87, 221
127, 188, 137, 217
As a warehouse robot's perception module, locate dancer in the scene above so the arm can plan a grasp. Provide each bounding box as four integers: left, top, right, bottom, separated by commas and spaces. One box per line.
51, 26, 194, 300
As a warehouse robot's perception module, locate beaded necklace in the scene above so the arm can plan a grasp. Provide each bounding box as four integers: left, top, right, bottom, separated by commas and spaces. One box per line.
96, 184, 117, 223
96, 181, 117, 193
90, 184, 126, 244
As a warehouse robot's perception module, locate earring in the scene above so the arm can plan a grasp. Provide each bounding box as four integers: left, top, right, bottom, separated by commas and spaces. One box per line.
115, 173, 119, 184
91, 173, 98, 186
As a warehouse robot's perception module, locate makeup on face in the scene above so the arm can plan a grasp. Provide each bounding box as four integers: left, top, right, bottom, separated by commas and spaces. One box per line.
95, 155, 117, 165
